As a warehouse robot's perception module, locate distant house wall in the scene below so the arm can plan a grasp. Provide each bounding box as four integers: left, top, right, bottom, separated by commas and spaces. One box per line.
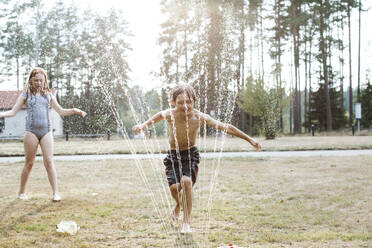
0, 110, 26, 137
51, 109, 63, 136
0, 109, 63, 138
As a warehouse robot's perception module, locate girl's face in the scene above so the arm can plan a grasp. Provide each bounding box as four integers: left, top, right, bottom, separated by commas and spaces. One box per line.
173, 93, 194, 112
31, 73, 45, 91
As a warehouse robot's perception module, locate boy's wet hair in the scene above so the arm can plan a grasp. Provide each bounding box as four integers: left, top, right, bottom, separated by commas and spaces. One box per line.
171, 84, 197, 103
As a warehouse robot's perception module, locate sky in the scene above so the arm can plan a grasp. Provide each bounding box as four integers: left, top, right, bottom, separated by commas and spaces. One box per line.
0, 0, 371, 92
0, 0, 164, 91
73, 0, 164, 90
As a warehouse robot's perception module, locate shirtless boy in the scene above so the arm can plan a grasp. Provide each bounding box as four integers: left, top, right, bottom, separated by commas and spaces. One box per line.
132, 84, 261, 233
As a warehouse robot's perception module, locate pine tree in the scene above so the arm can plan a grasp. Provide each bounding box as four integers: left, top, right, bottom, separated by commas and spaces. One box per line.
360, 80, 372, 128
307, 69, 347, 131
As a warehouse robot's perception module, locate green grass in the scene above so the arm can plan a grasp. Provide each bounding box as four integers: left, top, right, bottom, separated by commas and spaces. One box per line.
0, 156, 371, 247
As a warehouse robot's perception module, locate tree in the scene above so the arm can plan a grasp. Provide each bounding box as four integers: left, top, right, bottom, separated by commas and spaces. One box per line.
306, 69, 347, 131
0, 0, 34, 89
64, 86, 116, 134
59, 8, 131, 134
360, 78, 372, 128
357, 0, 361, 102
239, 77, 280, 139
287, 0, 308, 133
346, 0, 354, 126
269, 0, 288, 131
318, 0, 333, 131
159, 0, 193, 85
159, 0, 238, 136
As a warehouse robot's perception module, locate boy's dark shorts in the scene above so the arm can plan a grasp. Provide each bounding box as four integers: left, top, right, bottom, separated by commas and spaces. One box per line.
163, 146, 200, 187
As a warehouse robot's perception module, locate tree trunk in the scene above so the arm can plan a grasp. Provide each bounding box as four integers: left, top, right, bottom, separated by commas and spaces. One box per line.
278, 0, 283, 132
176, 40, 179, 83
347, 2, 353, 126
308, 27, 313, 130
304, 27, 308, 132
339, 12, 344, 110
248, 25, 253, 134
240, 1, 245, 131
290, 43, 294, 134
184, 19, 188, 82
357, 0, 361, 101
319, 2, 332, 131
16, 57, 20, 91
296, 17, 302, 133
291, 3, 300, 133
275, 0, 283, 131
260, 5, 264, 80
34, 0, 41, 66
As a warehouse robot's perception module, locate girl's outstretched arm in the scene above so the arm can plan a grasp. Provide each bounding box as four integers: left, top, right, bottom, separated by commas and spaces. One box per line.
200, 112, 261, 151
0, 93, 25, 118
50, 93, 86, 117
132, 110, 166, 134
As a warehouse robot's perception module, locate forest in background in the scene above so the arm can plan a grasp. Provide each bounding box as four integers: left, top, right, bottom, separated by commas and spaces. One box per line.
0, 0, 371, 139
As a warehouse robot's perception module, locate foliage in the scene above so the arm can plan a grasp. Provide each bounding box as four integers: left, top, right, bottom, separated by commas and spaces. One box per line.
159, 0, 239, 128
117, 86, 164, 137
62, 86, 116, 134
0, 0, 367, 136
0, 0, 35, 87
30, 2, 131, 134
306, 75, 347, 131
360, 79, 372, 128
239, 76, 281, 139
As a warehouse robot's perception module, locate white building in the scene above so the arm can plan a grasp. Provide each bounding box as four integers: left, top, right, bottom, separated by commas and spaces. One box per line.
0, 91, 63, 139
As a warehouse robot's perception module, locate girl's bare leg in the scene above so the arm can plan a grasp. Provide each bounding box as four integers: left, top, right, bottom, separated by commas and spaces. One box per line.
39, 132, 59, 200
19, 132, 39, 196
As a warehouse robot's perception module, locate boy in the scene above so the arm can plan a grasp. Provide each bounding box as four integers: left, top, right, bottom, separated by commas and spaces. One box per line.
132, 84, 261, 233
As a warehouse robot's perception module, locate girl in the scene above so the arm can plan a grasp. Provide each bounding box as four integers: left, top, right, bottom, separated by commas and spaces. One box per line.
0, 67, 86, 202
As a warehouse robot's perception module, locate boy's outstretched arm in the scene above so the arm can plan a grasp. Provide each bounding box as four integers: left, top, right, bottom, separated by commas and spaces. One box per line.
132, 111, 165, 134
201, 113, 261, 151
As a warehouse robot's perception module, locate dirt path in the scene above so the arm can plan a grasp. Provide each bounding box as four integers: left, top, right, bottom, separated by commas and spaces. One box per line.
1, 149, 372, 163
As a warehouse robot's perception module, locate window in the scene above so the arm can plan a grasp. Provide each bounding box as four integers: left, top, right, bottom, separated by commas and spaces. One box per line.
0, 118, 4, 133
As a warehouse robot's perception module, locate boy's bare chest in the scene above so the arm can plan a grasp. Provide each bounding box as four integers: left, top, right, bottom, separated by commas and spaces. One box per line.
166, 115, 200, 131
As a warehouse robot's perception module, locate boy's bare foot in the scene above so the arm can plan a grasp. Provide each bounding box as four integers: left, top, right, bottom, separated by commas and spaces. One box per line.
180, 223, 192, 234
171, 204, 180, 222
18, 193, 29, 200
53, 193, 61, 202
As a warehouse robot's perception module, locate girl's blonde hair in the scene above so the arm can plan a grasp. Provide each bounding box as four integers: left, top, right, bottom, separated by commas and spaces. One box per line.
24, 67, 50, 96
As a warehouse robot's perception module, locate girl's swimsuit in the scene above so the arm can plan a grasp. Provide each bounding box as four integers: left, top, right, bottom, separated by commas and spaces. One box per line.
23, 92, 51, 141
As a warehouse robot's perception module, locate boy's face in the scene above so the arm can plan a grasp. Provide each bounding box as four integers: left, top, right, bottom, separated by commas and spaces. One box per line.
173, 93, 194, 112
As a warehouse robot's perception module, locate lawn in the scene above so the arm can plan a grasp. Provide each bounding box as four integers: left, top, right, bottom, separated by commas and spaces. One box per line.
1, 135, 372, 156
0, 155, 371, 247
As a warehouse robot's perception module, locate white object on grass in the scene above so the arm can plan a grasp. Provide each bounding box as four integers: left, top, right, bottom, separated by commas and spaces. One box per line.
56, 221, 80, 235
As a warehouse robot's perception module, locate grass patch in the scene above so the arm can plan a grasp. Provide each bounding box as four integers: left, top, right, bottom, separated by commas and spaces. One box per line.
0, 156, 371, 247
15, 223, 49, 232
